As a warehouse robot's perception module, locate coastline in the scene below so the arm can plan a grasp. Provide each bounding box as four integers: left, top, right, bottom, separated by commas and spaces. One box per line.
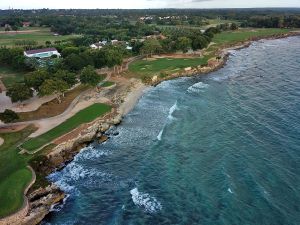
1, 31, 300, 225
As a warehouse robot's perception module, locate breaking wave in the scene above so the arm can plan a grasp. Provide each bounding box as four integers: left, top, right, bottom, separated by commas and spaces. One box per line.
168, 101, 179, 120
157, 129, 163, 141
130, 187, 162, 213
187, 82, 209, 93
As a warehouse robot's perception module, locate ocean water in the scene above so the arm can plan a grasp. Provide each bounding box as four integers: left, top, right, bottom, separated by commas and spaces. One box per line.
45, 37, 300, 225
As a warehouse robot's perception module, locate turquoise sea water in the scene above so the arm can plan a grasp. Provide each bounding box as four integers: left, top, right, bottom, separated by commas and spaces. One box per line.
45, 37, 300, 225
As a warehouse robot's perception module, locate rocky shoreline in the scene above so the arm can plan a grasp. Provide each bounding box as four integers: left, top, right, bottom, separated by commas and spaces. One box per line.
1, 31, 299, 225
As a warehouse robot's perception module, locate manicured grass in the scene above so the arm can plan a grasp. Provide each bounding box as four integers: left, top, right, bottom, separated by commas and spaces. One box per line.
0, 126, 36, 218
129, 56, 210, 77
0, 168, 32, 217
0, 27, 79, 47
212, 28, 293, 47
0, 66, 27, 87
22, 103, 112, 152
100, 81, 115, 87
18, 85, 90, 121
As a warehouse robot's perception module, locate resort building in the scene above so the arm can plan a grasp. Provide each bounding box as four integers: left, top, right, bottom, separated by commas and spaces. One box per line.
90, 43, 103, 50
22, 22, 31, 27
24, 48, 61, 59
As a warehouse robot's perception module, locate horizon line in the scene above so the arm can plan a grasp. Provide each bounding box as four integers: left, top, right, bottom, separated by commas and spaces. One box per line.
1, 7, 300, 10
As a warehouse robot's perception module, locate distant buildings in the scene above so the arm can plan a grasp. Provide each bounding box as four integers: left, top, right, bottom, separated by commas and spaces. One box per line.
90, 40, 133, 51
22, 22, 31, 27
24, 48, 61, 59
90, 43, 103, 50
111, 39, 120, 45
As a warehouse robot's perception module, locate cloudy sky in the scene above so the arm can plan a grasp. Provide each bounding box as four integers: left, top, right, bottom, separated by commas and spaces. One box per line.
1, 0, 299, 9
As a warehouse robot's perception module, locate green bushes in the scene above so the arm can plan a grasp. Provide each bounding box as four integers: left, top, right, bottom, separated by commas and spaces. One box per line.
0, 109, 19, 123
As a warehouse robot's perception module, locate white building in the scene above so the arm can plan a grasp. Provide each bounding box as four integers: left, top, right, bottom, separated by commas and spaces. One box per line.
90, 43, 103, 50
24, 48, 61, 59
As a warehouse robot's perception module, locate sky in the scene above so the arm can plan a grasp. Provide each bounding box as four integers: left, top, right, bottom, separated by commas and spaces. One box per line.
1, 0, 300, 9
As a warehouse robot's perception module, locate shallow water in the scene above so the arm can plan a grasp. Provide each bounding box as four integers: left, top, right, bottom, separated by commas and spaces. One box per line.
45, 37, 300, 225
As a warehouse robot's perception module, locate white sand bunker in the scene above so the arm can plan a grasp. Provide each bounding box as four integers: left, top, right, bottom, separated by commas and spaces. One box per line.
0, 137, 4, 146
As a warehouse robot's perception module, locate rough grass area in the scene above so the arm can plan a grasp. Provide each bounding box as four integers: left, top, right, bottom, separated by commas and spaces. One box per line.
100, 81, 115, 87
212, 28, 293, 47
0, 66, 27, 87
129, 56, 209, 77
0, 126, 36, 218
0, 27, 79, 47
18, 85, 90, 121
22, 103, 112, 152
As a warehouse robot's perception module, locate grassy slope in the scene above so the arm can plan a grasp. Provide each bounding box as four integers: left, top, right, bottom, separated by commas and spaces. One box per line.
22, 103, 112, 152
0, 27, 78, 47
212, 28, 293, 47
0, 126, 35, 218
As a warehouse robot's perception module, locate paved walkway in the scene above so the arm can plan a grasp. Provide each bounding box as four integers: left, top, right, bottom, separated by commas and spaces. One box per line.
0, 88, 94, 137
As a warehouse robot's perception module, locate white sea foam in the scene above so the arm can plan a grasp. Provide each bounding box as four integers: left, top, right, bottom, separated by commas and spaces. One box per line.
78, 147, 110, 161
49, 161, 112, 195
53, 179, 80, 196
168, 101, 179, 120
157, 129, 163, 141
187, 82, 209, 93
130, 187, 162, 213
50, 194, 70, 212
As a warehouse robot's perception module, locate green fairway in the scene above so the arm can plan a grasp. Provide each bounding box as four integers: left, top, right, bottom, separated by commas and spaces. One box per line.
22, 103, 112, 152
129, 57, 210, 77
0, 66, 27, 87
0, 27, 79, 47
0, 126, 35, 218
212, 28, 293, 47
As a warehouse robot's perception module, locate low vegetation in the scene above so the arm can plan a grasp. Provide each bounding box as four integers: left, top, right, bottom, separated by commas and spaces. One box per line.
0, 66, 27, 87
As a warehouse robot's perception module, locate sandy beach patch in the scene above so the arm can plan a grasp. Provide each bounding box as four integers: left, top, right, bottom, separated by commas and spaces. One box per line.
119, 80, 148, 116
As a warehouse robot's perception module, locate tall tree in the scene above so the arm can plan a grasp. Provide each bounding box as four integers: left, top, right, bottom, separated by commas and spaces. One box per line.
0, 109, 19, 123
53, 70, 77, 87
177, 37, 192, 53
39, 79, 69, 103
140, 39, 162, 58
6, 83, 33, 103
25, 69, 50, 91
80, 66, 103, 86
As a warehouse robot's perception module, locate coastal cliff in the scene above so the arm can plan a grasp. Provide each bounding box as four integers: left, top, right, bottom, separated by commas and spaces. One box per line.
22, 114, 122, 225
